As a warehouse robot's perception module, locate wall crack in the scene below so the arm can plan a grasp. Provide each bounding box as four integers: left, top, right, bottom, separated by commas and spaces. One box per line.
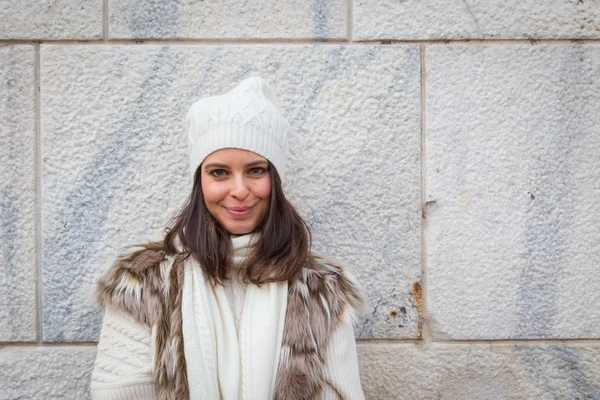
462, 0, 484, 39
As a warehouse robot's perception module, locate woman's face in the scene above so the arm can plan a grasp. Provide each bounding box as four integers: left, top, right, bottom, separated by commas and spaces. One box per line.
201, 148, 272, 235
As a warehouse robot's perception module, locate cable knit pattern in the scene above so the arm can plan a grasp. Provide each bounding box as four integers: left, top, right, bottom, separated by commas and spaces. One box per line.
91, 384, 156, 400
91, 306, 154, 398
321, 311, 365, 399
223, 273, 248, 332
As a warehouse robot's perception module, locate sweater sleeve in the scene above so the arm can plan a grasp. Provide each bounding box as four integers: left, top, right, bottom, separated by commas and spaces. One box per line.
90, 305, 157, 400
321, 312, 366, 400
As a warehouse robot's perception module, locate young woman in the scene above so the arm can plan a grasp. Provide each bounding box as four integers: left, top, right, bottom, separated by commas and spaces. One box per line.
90, 76, 366, 400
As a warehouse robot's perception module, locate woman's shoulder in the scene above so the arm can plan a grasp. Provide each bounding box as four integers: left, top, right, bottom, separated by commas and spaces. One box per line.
95, 240, 183, 326
97, 240, 171, 286
305, 250, 361, 285
292, 250, 366, 321
306, 250, 352, 275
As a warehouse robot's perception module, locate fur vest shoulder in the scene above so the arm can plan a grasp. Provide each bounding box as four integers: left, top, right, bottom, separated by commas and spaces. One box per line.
96, 242, 364, 400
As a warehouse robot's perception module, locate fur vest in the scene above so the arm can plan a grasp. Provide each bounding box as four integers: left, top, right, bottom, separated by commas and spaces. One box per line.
96, 242, 364, 400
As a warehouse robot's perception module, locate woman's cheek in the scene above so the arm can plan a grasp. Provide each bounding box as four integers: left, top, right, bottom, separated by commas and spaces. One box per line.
202, 180, 226, 204
257, 176, 272, 198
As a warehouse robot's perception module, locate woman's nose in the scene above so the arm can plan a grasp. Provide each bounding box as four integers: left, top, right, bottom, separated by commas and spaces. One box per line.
230, 176, 250, 199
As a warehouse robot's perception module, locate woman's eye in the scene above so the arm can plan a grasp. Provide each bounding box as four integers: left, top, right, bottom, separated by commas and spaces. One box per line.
210, 169, 227, 178
248, 167, 266, 175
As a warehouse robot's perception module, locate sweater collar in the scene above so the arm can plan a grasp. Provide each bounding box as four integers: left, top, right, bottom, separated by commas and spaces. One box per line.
230, 233, 258, 267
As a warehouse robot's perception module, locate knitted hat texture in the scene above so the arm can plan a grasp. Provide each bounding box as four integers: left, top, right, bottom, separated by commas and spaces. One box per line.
186, 76, 290, 179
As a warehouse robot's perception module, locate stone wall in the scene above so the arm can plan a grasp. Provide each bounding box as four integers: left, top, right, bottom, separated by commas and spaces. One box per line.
1, 1, 599, 399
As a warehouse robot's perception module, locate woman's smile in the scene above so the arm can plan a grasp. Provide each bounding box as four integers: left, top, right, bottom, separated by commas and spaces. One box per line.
223, 205, 255, 218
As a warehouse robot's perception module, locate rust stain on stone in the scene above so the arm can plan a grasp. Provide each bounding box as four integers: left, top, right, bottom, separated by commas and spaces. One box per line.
389, 310, 398, 320
412, 281, 423, 339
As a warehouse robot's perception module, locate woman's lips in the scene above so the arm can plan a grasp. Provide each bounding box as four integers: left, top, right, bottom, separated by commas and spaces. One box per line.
223, 206, 254, 218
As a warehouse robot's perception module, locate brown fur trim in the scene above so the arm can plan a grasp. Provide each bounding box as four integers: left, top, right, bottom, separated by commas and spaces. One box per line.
273, 251, 365, 400
96, 242, 190, 400
96, 242, 166, 326
97, 246, 364, 400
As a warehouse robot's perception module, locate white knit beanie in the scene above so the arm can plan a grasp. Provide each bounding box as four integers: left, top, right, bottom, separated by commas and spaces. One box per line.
186, 76, 290, 179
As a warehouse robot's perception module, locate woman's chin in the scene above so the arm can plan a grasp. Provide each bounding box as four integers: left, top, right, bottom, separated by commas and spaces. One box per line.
222, 222, 255, 236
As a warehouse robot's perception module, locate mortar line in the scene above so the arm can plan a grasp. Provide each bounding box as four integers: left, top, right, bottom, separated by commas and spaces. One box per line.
0, 342, 99, 347
0, 38, 599, 45
0, 38, 349, 45
439, 338, 600, 344
34, 43, 43, 344
3, 338, 600, 347
356, 338, 600, 344
419, 44, 431, 343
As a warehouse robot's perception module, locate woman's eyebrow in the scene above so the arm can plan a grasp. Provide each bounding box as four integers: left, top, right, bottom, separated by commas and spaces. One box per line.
203, 163, 229, 170
204, 160, 267, 170
245, 160, 268, 167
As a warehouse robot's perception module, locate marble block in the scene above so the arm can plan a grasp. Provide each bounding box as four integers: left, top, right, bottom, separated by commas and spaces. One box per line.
40, 44, 422, 341
425, 43, 600, 339
353, 0, 600, 40
0, 45, 37, 342
0, 346, 97, 399
109, 0, 347, 39
0, 0, 102, 40
358, 342, 600, 399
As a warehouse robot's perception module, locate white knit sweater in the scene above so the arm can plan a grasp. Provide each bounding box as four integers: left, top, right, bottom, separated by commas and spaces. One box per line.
90, 279, 364, 399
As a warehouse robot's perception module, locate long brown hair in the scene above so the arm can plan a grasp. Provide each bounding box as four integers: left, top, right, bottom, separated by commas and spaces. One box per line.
164, 162, 311, 285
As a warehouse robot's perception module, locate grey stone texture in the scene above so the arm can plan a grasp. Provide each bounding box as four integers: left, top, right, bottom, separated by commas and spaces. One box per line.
40, 44, 422, 341
109, 0, 347, 39
0, 0, 102, 40
358, 342, 600, 399
0, 346, 96, 399
425, 43, 600, 340
353, 0, 600, 40
0, 45, 37, 342
40, 45, 191, 342
2, 342, 599, 399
